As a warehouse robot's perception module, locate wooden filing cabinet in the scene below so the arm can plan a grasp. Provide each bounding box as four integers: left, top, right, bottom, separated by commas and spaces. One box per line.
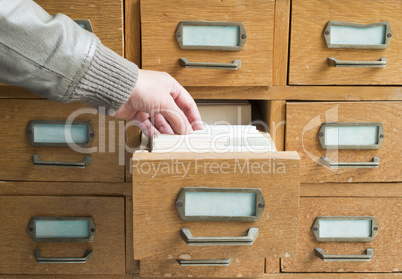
0, 196, 125, 274
0, 99, 125, 182
282, 197, 402, 273
289, 0, 402, 85
140, 0, 275, 87
132, 151, 300, 277
285, 101, 402, 183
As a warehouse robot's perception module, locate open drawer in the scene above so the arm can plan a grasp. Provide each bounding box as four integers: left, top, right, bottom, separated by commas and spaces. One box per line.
132, 151, 300, 261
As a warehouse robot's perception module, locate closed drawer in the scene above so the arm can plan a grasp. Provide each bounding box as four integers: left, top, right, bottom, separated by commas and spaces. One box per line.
285, 101, 402, 183
35, 0, 124, 55
281, 196, 402, 272
0, 196, 125, 274
289, 0, 401, 85
0, 99, 124, 182
133, 151, 300, 260
141, 0, 274, 87
139, 258, 264, 278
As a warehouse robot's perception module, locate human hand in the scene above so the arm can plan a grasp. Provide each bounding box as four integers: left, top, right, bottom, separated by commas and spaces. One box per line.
112, 69, 203, 138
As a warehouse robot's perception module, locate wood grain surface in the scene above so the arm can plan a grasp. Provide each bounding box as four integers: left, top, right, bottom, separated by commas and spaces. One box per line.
286, 101, 402, 183
141, 0, 274, 86
133, 151, 300, 260
140, 258, 264, 278
281, 197, 402, 272
289, 0, 402, 85
0, 196, 125, 274
0, 99, 124, 182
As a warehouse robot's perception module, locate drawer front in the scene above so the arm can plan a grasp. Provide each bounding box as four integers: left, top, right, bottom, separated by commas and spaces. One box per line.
285, 101, 401, 183
140, 258, 264, 278
281, 197, 402, 272
0, 196, 125, 274
289, 0, 401, 85
141, 0, 274, 87
34, 0, 124, 55
133, 151, 300, 260
0, 99, 124, 182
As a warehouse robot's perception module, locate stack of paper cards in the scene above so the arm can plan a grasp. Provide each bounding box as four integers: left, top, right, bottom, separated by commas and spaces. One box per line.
151, 125, 277, 153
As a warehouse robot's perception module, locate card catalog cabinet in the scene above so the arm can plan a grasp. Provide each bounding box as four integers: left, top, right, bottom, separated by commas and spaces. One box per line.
132, 151, 300, 277
285, 101, 401, 183
282, 197, 402, 273
289, 0, 402, 85
0, 99, 124, 182
140, 0, 275, 87
0, 196, 125, 274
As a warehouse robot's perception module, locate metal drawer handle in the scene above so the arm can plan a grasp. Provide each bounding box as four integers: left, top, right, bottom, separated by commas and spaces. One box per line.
180, 227, 258, 246
179, 58, 241, 70
314, 248, 373, 262
177, 258, 233, 266
34, 249, 94, 263
320, 156, 380, 168
32, 154, 93, 168
327, 57, 386, 68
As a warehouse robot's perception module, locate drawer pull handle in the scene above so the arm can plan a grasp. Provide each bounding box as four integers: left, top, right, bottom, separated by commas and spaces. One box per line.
314, 248, 373, 262
320, 156, 380, 168
32, 154, 93, 168
179, 58, 241, 70
34, 249, 94, 263
327, 57, 386, 68
180, 227, 258, 246
177, 258, 233, 266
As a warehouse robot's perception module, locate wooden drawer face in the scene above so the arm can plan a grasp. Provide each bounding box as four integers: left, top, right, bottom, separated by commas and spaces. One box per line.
140, 258, 264, 278
289, 0, 402, 85
285, 102, 402, 183
0, 99, 124, 182
141, 0, 274, 87
0, 196, 125, 274
34, 0, 123, 55
133, 151, 300, 260
282, 197, 402, 272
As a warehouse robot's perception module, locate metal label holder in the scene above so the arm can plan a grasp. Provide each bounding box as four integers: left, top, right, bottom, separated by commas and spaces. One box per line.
318, 122, 384, 150
324, 21, 392, 49
176, 187, 265, 222
27, 120, 95, 148
312, 216, 378, 242
28, 216, 96, 243
176, 21, 246, 51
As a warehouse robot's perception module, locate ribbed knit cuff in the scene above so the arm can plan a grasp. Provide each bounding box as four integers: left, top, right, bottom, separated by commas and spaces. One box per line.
69, 39, 138, 115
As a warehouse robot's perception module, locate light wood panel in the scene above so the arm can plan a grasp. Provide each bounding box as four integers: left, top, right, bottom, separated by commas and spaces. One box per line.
301, 183, 402, 198
281, 197, 402, 272
0, 182, 131, 196
126, 196, 140, 274
265, 258, 281, 274
286, 101, 402, 183
264, 274, 402, 278
0, 196, 125, 274
141, 0, 274, 87
183, 86, 402, 100
0, 276, 133, 279
289, 0, 402, 85
272, 0, 291, 85
133, 151, 300, 260
35, 0, 124, 55
0, 99, 125, 182
140, 258, 264, 278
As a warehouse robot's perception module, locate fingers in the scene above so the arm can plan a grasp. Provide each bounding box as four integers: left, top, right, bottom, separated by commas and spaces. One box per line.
159, 98, 192, 135
132, 111, 160, 139
169, 78, 204, 131
151, 113, 175, 135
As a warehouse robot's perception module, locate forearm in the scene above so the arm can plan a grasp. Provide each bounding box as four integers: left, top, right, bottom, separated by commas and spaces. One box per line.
0, 0, 138, 113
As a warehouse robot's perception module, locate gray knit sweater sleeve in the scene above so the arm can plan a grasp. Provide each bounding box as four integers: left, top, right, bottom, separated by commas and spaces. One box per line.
70, 39, 138, 114
0, 0, 137, 114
